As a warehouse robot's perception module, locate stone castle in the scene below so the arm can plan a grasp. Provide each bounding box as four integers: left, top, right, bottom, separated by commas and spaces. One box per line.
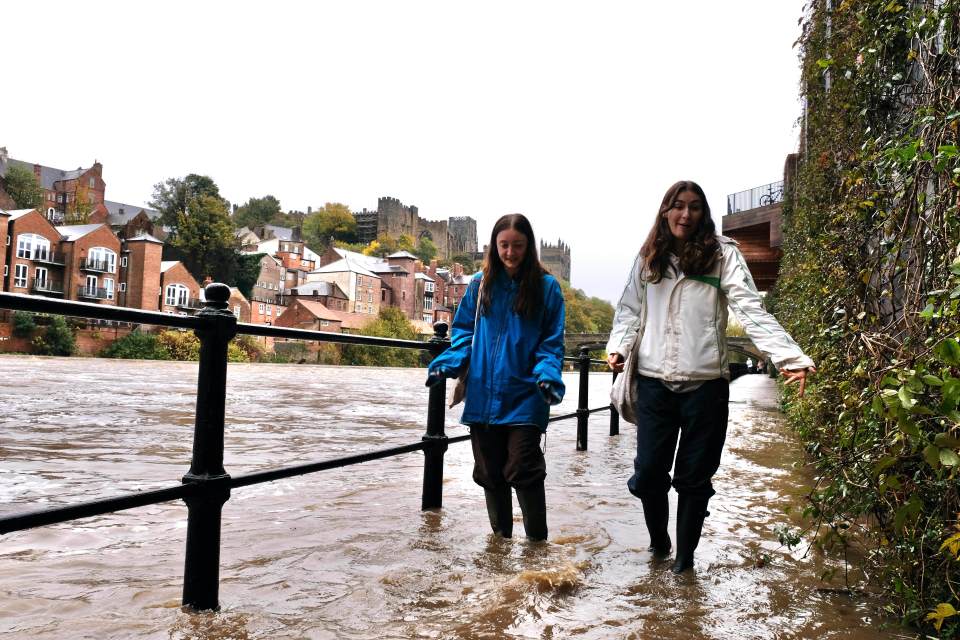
353, 197, 477, 258
540, 239, 571, 283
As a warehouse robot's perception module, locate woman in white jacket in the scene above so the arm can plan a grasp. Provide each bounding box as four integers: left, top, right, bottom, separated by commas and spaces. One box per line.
606, 180, 815, 573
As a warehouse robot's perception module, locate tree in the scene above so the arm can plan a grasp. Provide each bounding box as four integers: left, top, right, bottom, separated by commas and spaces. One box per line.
32, 316, 76, 356
233, 195, 282, 230
150, 174, 224, 228
302, 203, 357, 248
445, 253, 478, 273
171, 195, 238, 282
2, 165, 43, 209
414, 236, 438, 263
340, 307, 421, 367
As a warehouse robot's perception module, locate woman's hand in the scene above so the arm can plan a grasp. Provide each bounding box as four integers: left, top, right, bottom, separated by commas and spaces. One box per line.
779, 366, 816, 398
607, 353, 625, 373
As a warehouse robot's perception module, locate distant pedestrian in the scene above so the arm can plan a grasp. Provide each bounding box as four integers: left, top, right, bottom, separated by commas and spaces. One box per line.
427, 213, 565, 541
606, 180, 815, 572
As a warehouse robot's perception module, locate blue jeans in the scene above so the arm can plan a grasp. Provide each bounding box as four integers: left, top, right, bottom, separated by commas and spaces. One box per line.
627, 375, 729, 500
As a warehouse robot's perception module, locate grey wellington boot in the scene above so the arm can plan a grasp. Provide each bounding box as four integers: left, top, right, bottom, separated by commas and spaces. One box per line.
671, 494, 710, 573
640, 493, 671, 558
515, 484, 548, 541
484, 487, 514, 538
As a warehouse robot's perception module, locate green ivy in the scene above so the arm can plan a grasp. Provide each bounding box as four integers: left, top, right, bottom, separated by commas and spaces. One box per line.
776, 1, 960, 635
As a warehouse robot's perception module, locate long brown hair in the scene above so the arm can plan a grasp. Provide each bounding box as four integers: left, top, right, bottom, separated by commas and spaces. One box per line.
479, 213, 546, 319
640, 180, 719, 283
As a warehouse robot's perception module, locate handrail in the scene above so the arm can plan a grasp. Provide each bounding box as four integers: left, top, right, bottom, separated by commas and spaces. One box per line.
0, 283, 619, 612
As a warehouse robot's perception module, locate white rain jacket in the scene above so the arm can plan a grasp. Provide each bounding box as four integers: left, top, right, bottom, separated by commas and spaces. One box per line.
605, 236, 814, 381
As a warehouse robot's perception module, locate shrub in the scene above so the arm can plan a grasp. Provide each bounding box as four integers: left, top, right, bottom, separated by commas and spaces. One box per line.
11, 311, 36, 338
31, 316, 76, 356
156, 330, 200, 361
100, 331, 170, 360
340, 307, 422, 367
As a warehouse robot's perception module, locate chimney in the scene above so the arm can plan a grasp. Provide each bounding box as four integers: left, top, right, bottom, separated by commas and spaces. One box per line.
429, 259, 438, 274
452, 263, 463, 277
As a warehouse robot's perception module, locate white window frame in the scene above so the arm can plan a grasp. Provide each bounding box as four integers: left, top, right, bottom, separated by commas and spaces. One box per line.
119, 282, 127, 292
121, 256, 128, 268
14, 264, 27, 288
165, 283, 189, 306
85, 274, 98, 295
17, 233, 51, 260
104, 278, 115, 300
88, 247, 117, 273
35, 266, 48, 290
266, 305, 273, 316
258, 303, 265, 314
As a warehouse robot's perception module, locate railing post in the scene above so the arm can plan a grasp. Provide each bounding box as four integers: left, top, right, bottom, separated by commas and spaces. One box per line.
422, 322, 450, 510
609, 370, 620, 436
576, 346, 590, 451
181, 283, 237, 611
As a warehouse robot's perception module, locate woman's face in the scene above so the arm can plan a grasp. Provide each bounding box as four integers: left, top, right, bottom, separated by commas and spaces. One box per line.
496, 228, 528, 277
665, 189, 704, 243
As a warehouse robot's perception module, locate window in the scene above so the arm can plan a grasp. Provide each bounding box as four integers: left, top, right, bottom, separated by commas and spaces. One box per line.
119, 282, 127, 292
424, 298, 433, 311
381, 290, 386, 302
35, 266, 48, 290
165, 283, 189, 306
367, 292, 372, 303
258, 303, 265, 314
47, 207, 55, 218
104, 278, 115, 300
16, 233, 50, 260
121, 256, 128, 268
367, 304, 373, 314
355, 302, 363, 313
402, 291, 406, 301
425, 282, 435, 293
320, 320, 329, 327
266, 305, 273, 316
14, 264, 27, 288
85, 275, 98, 294
357, 275, 363, 287
233, 306, 241, 319
88, 247, 117, 273
88, 177, 95, 189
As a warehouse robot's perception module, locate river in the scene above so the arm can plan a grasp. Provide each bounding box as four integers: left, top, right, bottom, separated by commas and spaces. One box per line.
0, 356, 908, 639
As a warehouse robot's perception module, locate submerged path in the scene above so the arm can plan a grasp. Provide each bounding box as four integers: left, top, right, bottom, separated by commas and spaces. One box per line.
0, 356, 906, 639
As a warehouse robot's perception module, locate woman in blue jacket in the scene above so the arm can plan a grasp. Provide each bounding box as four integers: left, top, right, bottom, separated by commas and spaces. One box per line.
427, 213, 566, 541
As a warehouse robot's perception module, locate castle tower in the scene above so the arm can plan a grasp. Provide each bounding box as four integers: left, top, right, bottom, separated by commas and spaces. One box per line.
540, 239, 571, 283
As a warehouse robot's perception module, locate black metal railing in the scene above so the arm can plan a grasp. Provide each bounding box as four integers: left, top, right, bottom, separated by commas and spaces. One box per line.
177, 298, 205, 310
79, 258, 114, 273
726, 180, 784, 214
32, 251, 66, 266
0, 283, 618, 612
77, 286, 111, 300
31, 277, 64, 295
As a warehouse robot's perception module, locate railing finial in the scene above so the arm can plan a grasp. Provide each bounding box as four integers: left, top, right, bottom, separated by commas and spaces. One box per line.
432, 321, 449, 341
203, 283, 231, 311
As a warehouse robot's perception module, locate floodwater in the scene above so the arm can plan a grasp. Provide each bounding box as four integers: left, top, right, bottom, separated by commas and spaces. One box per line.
0, 356, 909, 639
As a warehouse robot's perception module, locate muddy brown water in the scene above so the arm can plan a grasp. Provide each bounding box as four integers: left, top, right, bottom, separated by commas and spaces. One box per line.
0, 356, 910, 639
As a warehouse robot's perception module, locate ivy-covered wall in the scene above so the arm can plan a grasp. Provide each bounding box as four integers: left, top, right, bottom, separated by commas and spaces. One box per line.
774, 0, 960, 634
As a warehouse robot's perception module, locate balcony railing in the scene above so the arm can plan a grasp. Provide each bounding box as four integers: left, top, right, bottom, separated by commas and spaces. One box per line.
77, 286, 112, 300
31, 278, 64, 296
726, 180, 784, 215
177, 298, 205, 310
31, 251, 66, 266
80, 259, 114, 273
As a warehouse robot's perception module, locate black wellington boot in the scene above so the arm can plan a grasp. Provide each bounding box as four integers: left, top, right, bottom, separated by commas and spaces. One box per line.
671, 494, 710, 574
640, 493, 671, 557
484, 487, 514, 538
515, 484, 548, 541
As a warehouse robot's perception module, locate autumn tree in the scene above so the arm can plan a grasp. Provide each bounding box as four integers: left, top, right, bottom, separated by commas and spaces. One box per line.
2, 165, 43, 209
302, 203, 357, 248
414, 236, 438, 263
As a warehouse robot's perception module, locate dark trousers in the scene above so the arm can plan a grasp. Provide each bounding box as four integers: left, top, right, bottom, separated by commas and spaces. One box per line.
627, 375, 729, 500
470, 425, 546, 490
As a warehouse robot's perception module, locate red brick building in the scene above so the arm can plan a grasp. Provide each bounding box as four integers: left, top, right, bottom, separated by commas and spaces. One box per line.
60, 223, 123, 305
4, 209, 69, 298
274, 299, 343, 332
159, 261, 202, 314
121, 233, 164, 310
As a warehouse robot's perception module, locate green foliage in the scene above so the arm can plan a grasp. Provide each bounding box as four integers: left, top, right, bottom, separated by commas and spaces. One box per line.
302, 203, 357, 249
231, 334, 265, 362
444, 254, 478, 273
31, 316, 75, 356
365, 233, 416, 258
560, 280, 613, 347
100, 330, 171, 360
171, 195, 238, 283
156, 330, 201, 361
2, 165, 43, 209
414, 236, 438, 263
340, 306, 422, 367
778, 1, 960, 633
233, 195, 282, 230
150, 174, 224, 229
234, 253, 266, 300
11, 311, 36, 338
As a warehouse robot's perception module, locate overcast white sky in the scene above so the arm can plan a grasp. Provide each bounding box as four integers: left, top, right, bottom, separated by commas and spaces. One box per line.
3, 1, 807, 304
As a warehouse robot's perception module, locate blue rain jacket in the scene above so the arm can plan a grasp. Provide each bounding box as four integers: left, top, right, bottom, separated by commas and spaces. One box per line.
429, 271, 566, 430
